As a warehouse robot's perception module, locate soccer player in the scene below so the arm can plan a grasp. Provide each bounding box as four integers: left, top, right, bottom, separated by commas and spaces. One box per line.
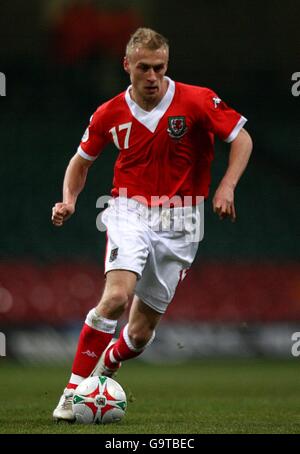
52, 27, 252, 420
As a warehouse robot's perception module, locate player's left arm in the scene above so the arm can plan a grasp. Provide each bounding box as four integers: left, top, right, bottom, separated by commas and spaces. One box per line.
213, 127, 253, 221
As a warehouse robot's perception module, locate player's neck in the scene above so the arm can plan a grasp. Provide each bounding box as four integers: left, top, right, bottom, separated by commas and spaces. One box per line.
131, 79, 169, 112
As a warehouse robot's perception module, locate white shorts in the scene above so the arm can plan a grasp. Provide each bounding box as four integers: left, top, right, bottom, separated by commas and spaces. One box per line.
101, 197, 201, 314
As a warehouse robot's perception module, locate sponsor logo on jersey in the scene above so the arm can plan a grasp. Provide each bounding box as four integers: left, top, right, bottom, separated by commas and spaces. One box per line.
167, 116, 188, 139
109, 247, 119, 262
212, 96, 221, 108
81, 127, 89, 142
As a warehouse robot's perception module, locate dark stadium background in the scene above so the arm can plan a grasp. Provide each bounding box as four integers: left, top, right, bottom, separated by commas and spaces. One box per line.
0, 0, 299, 362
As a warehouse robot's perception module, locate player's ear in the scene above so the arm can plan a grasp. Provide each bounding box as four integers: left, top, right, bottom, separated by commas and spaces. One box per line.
123, 56, 130, 74
165, 56, 169, 72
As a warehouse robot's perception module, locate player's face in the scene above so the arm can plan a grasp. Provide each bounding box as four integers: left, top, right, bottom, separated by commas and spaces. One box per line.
124, 46, 168, 110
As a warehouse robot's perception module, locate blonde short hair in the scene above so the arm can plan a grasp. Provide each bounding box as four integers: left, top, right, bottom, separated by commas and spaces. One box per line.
126, 27, 169, 57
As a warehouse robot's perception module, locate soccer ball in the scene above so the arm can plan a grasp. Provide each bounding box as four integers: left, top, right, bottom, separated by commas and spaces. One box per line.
72, 376, 127, 424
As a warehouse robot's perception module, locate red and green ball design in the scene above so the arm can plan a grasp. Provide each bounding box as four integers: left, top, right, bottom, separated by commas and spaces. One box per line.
72, 376, 127, 424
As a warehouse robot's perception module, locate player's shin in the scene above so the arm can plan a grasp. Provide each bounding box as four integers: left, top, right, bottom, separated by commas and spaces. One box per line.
67, 308, 117, 388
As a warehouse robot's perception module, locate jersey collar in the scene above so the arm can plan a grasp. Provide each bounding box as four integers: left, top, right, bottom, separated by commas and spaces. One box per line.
125, 77, 175, 133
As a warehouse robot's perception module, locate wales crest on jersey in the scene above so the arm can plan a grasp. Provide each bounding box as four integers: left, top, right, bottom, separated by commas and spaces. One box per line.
167, 116, 188, 139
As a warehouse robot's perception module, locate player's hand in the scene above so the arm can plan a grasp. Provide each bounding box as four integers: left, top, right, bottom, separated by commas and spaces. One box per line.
51, 202, 75, 227
212, 182, 236, 222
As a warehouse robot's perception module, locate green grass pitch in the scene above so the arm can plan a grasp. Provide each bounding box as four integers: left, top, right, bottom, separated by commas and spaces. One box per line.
0, 359, 300, 434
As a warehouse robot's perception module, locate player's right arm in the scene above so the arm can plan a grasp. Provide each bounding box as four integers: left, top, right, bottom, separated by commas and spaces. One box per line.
52, 101, 111, 226
52, 154, 93, 227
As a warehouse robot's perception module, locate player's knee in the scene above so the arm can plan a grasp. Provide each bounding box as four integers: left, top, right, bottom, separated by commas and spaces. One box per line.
98, 288, 130, 319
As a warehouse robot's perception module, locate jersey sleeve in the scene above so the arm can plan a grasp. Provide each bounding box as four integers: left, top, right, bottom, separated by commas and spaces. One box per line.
77, 106, 110, 161
200, 88, 247, 143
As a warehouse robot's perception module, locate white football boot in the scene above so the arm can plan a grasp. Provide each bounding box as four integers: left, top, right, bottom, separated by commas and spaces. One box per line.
91, 338, 121, 378
53, 388, 75, 422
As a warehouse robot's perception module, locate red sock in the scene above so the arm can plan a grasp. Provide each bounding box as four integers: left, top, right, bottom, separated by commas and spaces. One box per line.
104, 324, 155, 369
67, 308, 118, 387
71, 323, 113, 378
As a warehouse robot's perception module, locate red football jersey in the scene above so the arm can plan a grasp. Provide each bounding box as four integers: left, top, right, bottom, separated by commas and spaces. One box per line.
78, 77, 246, 205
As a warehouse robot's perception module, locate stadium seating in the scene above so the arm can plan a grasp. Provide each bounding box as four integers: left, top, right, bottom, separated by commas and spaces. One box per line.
0, 262, 299, 324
